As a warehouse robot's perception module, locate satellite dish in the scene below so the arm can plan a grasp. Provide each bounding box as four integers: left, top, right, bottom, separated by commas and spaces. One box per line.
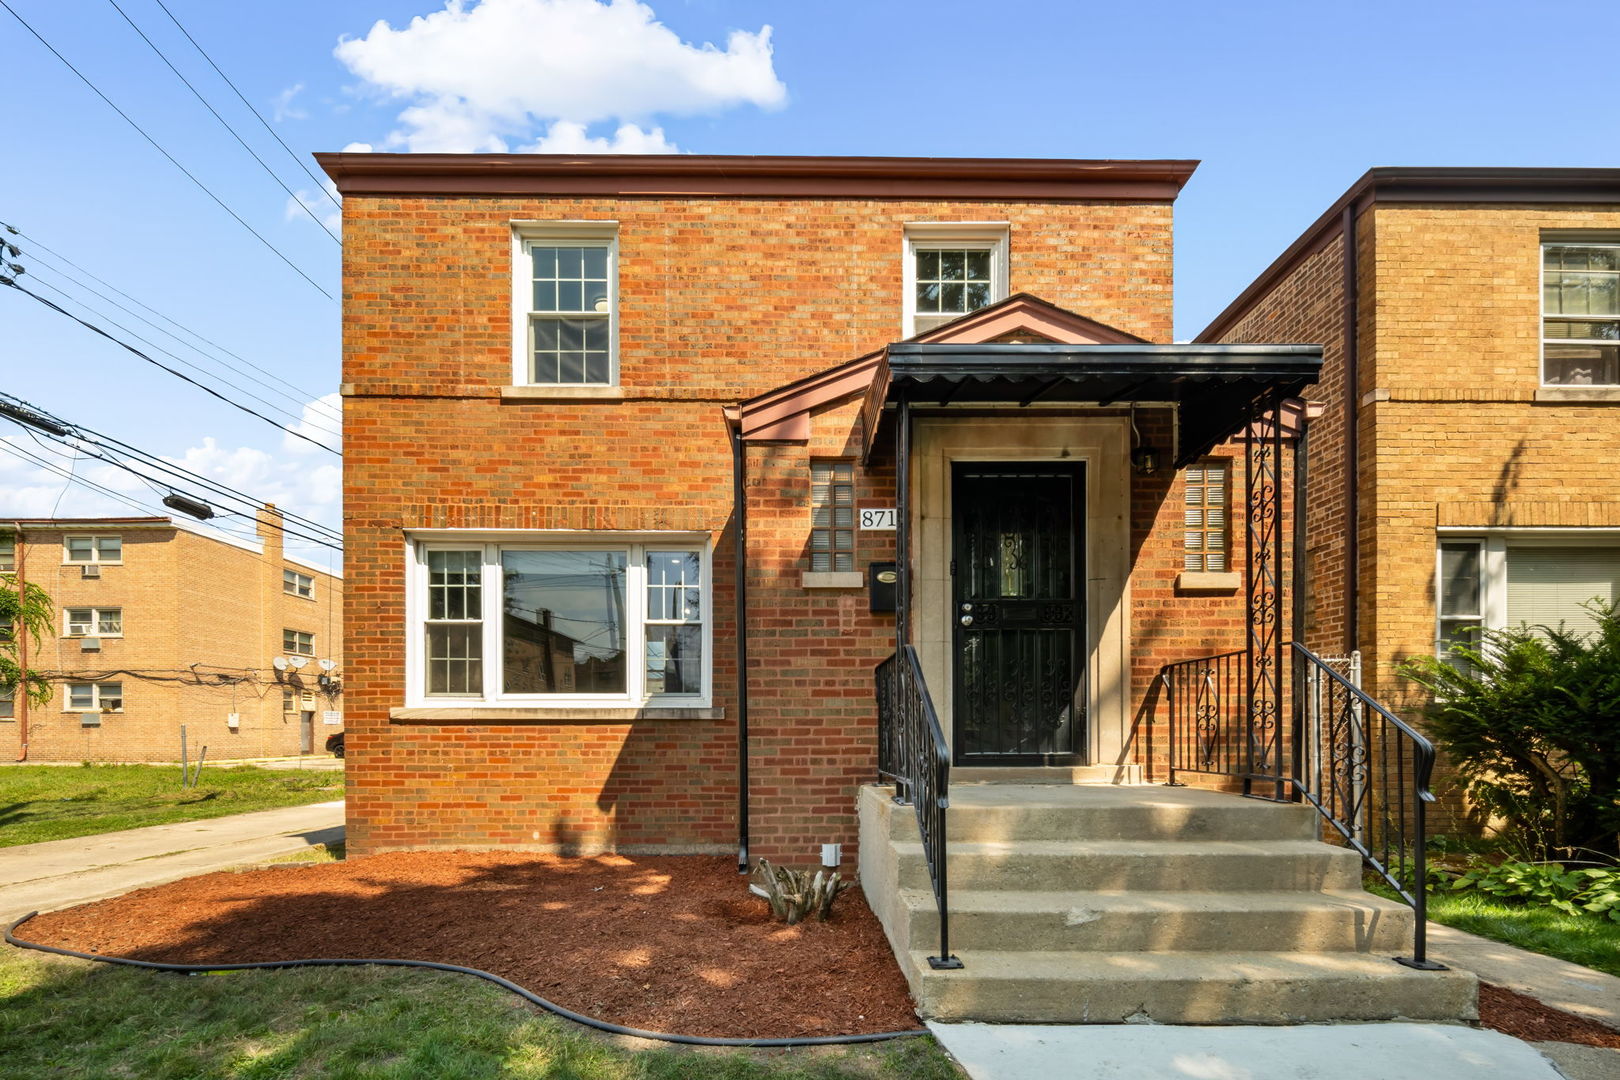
318, 658, 337, 671
271, 656, 288, 671
288, 655, 309, 670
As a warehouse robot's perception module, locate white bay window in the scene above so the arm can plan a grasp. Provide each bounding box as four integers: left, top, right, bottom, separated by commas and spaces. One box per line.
412, 537, 709, 707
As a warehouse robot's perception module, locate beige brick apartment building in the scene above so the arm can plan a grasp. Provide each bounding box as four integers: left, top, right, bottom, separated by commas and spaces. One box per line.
1200, 168, 1620, 705
2, 507, 343, 761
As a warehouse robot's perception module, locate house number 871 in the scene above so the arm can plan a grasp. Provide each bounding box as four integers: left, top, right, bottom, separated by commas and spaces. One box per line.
859, 508, 897, 530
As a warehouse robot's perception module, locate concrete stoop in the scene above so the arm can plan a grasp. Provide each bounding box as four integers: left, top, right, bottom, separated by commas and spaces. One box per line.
857, 783, 1478, 1025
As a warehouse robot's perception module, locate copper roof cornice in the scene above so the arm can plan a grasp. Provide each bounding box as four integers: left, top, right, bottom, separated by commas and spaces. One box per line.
315, 153, 1199, 201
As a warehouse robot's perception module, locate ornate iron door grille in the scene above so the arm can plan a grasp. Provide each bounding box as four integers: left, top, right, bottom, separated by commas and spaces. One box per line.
950, 463, 1085, 765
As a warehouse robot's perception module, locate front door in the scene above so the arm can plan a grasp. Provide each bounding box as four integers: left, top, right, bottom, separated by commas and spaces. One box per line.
300, 712, 314, 754
951, 462, 1085, 765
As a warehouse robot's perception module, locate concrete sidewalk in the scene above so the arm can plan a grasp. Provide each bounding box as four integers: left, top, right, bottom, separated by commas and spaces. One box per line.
0, 801, 344, 924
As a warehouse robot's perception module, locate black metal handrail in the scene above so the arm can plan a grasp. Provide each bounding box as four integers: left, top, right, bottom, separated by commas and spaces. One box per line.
875, 646, 961, 970
1158, 643, 1445, 970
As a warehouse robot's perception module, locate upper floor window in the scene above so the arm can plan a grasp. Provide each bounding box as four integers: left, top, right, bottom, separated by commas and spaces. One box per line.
0, 534, 14, 572
64, 536, 121, 564
904, 224, 1009, 336
513, 223, 618, 387
1182, 461, 1230, 573
283, 569, 315, 598
67, 680, 122, 720
283, 629, 316, 656
1543, 242, 1620, 386
810, 461, 856, 572
65, 607, 121, 637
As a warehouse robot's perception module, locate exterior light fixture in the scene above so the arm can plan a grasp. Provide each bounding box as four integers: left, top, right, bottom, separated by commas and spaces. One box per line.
1128, 406, 1160, 476
162, 492, 215, 519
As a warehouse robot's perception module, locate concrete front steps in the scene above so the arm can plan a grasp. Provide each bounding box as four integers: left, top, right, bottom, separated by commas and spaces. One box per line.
857, 783, 1477, 1024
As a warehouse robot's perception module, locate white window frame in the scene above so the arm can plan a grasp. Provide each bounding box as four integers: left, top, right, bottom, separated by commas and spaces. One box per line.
511, 221, 620, 388
405, 532, 714, 709
65, 680, 122, 714
902, 222, 1010, 338
63, 606, 122, 638
283, 569, 315, 599
283, 629, 316, 656
1540, 237, 1620, 388
1436, 529, 1620, 654
63, 535, 122, 565
0, 535, 14, 572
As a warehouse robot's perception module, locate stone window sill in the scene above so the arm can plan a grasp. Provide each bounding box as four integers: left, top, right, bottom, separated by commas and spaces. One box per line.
1534, 387, 1620, 404
1176, 571, 1242, 594
390, 706, 722, 723
801, 571, 866, 589
500, 385, 625, 403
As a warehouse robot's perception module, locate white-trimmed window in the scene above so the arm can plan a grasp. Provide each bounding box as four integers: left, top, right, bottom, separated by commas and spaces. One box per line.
283, 569, 315, 598
810, 461, 856, 572
64, 536, 121, 564
1543, 240, 1620, 387
1183, 461, 1230, 572
1437, 533, 1620, 664
283, 629, 315, 656
513, 222, 618, 386
410, 537, 711, 707
0, 534, 14, 572
904, 223, 1009, 336
64, 607, 121, 637
66, 681, 122, 722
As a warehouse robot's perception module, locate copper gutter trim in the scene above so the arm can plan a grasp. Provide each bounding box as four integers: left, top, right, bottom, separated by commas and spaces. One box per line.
1195, 167, 1620, 344
315, 153, 1199, 200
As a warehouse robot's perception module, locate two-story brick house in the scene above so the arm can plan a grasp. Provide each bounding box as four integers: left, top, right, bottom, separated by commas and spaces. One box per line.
321, 153, 1479, 1025
3, 506, 343, 761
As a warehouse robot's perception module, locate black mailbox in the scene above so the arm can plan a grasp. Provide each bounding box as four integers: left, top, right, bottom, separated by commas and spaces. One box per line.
868, 561, 898, 614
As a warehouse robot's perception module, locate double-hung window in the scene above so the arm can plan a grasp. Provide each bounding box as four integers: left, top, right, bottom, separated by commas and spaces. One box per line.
514, 223, 618, 386
64, 536, 121, 564
1543, 241, 1620, 387
283, 629, 315, 656
65, 607, 121, 637
67, 681, 122, 722
283, 569, 315, 598
0, 686, 12, 719
903, 224, 1009, 336
412, 537, 710, 707
0, 534, 14, 572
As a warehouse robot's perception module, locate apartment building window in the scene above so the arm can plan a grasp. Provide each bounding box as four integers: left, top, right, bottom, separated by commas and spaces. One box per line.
283, 569, 315, 598
514, 224, 617, 386
412, 538, 710, 706
904, 224, 1009, 336
64, 536, 121, 564
283, 629, 315, 656
810, 461, 856, 572
67, 681, 122, 723
0, 686, 13, 720
0, 535, 14, 572
1543, 241, 1620, 386
64, 607, 121, 637
1437, 535, 1620, 664
1183, 461, 1230, 572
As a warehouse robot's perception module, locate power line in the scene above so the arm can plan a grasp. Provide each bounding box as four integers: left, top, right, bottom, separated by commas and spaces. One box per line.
2, 223, 339, 421
0, 0, 335, 300
1, 279, 341, 456
149, 0, 340, 211
103, 0, 341, 245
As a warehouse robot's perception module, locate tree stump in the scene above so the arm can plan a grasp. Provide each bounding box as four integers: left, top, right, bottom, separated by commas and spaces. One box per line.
748, 858, 852, 924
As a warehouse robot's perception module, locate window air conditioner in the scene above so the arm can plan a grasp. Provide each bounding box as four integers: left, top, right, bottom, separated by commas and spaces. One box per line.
81, 637, 101, 652
81, 564, 100, 579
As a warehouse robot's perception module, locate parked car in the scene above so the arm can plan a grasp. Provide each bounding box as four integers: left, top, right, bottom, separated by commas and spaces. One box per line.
325, 731, 345, 759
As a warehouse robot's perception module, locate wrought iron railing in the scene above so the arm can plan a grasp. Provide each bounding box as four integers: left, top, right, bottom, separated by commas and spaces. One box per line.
1158, 643, 1445, 969
876, 646, 961, 970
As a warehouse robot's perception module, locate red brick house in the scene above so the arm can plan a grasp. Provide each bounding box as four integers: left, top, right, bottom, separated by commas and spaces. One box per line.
320, 153, 1475, 1023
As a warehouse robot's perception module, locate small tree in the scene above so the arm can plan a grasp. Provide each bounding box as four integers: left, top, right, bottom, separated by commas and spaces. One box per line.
1401, 602, 1620, 858
0, 539, 54, 709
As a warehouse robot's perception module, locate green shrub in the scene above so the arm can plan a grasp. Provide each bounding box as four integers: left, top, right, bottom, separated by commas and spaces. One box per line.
1447, 858, 1620, 921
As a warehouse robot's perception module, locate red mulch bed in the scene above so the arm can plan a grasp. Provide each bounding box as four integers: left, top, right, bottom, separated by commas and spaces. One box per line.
1479, 982, 1620, 1048
17, 852, 920, 1040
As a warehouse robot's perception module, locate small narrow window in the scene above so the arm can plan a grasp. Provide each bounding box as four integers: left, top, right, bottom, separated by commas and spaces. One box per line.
645, 550, 703, 696
283, 569, 315, 598
283, 629, 315, 656
425, 549, 483, 696
1438, 541, 1484, 668
0, 534, 14, 572
0, 686, 13, 719
810, 461, 856, 572
1183, 462, 1229, 572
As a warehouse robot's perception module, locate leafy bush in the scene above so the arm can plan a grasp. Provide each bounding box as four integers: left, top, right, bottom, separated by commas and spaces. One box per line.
1401, 601, 1620, 858
1447, 859, 1620, 921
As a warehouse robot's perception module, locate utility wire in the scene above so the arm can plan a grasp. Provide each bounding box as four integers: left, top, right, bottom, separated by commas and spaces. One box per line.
0, 0, 335, 300
103, 0, 341, 245
2, 223, 339, 421
149, 0, 340, 210
1, 280, 341, 456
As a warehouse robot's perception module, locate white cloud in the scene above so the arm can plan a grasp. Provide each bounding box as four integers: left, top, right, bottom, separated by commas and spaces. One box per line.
340, 141, 375, 153
334, 0, 786, 153
273, 83, 308, 122
522, 120, 676, 154
282, 393, 342, 455
284, 181, 342, 236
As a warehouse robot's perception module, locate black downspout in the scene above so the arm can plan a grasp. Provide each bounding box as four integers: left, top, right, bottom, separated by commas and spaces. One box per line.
1291, 409, 1310, 798
730, 422, 750, 873
1342, 205, 1361, 656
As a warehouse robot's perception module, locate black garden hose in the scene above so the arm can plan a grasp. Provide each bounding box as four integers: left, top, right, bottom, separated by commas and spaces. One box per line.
5, 912, 928, 1048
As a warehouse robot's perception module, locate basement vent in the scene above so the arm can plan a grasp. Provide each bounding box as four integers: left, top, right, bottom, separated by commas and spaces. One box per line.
80, 637, 101, 653
80, 564, 101, 579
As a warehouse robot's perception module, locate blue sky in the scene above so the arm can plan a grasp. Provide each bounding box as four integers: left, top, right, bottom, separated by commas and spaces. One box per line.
4, 0, 1616, 566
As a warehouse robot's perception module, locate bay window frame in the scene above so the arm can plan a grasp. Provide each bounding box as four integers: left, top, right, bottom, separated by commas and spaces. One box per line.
405, 533, 713, 710
1436, 529, 1620, 654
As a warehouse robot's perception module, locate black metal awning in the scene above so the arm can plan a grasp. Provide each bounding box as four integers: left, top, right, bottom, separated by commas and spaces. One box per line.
861, 342, 1323, 467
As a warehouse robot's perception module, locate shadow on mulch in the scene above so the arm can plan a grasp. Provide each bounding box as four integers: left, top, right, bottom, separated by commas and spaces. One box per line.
1479, 983, 1620, 1049
19, 852, 919, 1040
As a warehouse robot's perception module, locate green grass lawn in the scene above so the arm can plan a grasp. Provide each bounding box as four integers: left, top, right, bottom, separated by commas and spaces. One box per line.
0, 947, 960, 1080
0, 764, 343, 848
1424, 888, 1620, 977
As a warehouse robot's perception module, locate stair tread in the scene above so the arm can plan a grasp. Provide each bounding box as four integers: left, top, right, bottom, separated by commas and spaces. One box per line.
943, 785, 1312, 810
911, 949, 1470, 980
890, 838, 1356, 856
895, 887, 1412, 914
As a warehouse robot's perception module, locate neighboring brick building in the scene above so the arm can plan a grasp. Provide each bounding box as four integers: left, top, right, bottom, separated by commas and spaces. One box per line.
321, 153, 1320, 862
1200, 168, 1620, 710
2, 507, 343, 762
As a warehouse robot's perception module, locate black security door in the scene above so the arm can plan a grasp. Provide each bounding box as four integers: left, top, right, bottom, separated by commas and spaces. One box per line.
951, 463, 1085, 765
